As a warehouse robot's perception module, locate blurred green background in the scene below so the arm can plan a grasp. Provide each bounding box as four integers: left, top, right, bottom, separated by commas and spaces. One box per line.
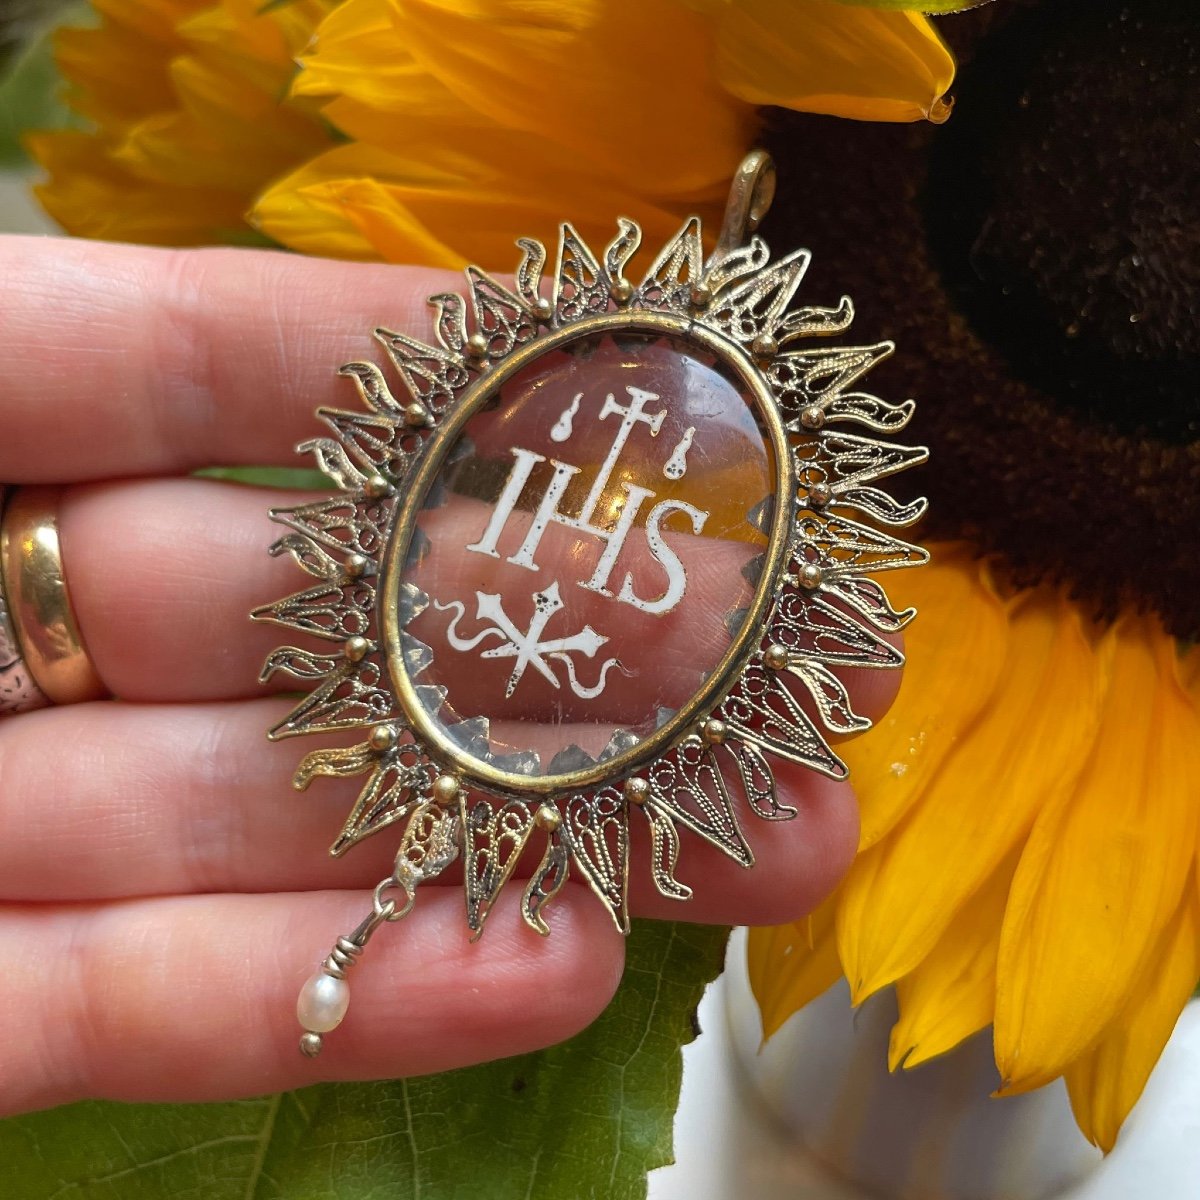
0, 0, 77, 231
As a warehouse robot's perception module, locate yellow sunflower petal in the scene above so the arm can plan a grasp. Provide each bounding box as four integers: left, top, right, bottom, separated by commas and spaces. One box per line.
294, 177, 476, 267
180, 0, 336, 95
889, 854, 1018, 1071
301, 95, 717, 244
845, 545, 1009, 849
836, 590, 1104, 1003
1065, 885, 1200, 1152
712, 0, 954, 124
381, 0, 753, 198
995, 619, 1200, 1096
53, 21, 181, 131
748, 895, 842, 1041
292, 0, 444, 115
27, 129, 245, 244
114, 52, 330, 191
89, 0, 210, 42
253, 141, 688, 269
251, 147, 431, 262
318, 93, 494, 163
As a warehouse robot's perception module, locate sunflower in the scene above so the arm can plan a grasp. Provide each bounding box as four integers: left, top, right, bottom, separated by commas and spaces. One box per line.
27, 0, 954, 259
750, 544, 1200, 1152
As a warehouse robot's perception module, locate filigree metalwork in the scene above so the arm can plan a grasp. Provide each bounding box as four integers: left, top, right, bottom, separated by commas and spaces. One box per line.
463, 797, 537, 936
261, 151, 929, 1018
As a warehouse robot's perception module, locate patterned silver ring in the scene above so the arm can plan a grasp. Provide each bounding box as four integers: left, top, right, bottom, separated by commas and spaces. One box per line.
0, 487, 50, 716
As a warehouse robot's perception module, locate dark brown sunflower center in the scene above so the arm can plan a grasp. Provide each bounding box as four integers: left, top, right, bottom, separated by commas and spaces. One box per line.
926, 0, 1200, 444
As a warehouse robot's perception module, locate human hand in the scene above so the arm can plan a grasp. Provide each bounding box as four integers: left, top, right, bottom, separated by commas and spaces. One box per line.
0, 236, 898, 1117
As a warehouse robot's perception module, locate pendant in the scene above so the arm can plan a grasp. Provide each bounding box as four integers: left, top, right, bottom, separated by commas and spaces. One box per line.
254, 152, 929, 1056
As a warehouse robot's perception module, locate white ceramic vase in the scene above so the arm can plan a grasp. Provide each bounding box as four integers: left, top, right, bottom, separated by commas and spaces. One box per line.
723, 931, 1102, 1200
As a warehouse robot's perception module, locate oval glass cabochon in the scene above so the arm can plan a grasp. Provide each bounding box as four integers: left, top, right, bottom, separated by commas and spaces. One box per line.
382, 330, 785, 787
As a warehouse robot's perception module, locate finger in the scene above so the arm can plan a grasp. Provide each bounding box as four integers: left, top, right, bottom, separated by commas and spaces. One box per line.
0, 698, 859, 925
56, 476, 903, 721
58, 478, 319, 701
0, 885, 624, 1116
0, 236, 459, 482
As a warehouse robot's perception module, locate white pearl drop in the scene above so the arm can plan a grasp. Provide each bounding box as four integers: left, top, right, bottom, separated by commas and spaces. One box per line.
296, 972, 350, 1033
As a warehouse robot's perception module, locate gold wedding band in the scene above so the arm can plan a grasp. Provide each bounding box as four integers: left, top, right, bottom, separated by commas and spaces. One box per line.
0, 486, 106, 706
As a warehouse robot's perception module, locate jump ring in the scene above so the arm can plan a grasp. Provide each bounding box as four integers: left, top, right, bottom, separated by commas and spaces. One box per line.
373, 878, 417, 923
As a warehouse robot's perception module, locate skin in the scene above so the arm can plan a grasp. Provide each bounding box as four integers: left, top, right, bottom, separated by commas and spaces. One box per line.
0, 237, 900, 1117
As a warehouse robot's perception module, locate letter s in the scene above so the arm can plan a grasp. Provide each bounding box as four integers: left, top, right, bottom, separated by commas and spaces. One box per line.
617, 499, 709, 615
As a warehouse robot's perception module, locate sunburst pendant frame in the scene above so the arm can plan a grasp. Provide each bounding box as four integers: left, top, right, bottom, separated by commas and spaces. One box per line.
254, 153, 929, 1056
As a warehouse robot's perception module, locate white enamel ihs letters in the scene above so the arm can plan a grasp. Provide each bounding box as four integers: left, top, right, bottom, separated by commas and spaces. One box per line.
467, 386, 708, 617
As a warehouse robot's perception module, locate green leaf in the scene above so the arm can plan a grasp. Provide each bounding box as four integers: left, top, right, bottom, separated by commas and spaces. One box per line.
193, 465, 333, 491
0, 920, 729, 1199
0, 12, 74, 167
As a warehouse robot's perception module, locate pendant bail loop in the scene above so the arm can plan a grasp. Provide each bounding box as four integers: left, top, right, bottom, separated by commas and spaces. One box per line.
709, 150, 777, 269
